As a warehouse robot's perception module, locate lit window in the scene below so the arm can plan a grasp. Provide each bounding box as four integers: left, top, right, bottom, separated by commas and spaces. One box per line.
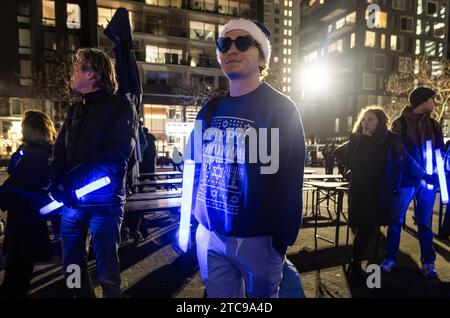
415, 39, 421, 54
67, 3, 81, 29
189, 21, 215, 42
424, 40, 436, 56
365, 31, 376, 48
434, 22, 445, 39
390, 35, 404, 51
350, 33, 356, 48
42, 0, 55, 27
18, 28, 31, 54
98, 7, 133, 29
364, 10, 388, 28
416, 19, 422, 35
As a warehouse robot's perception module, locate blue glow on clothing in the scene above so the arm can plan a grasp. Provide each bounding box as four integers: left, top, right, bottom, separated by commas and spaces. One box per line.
178, 160, 195, 253
426, 140, 434, 190
40, 177, 111, 215
435, 149, 448, 203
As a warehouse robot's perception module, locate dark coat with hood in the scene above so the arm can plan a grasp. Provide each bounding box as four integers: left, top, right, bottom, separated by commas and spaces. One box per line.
0, 143, 53, 261
343, 131, 425, 227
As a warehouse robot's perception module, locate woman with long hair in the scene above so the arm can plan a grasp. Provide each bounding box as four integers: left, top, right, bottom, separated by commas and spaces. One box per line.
0, 110, 56, 297
339, 106, 430, 284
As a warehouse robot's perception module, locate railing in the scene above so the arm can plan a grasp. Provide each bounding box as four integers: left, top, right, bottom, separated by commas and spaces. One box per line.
101, 46, 220, 69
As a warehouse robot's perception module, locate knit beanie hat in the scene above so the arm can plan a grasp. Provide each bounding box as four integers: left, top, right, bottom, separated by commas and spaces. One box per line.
217, 19, 272, 66
409, 87, 436, 108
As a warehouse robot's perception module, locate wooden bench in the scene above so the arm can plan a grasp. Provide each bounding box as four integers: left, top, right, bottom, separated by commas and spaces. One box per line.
126, 190, 182, 202
133, 178, 183, 192
125, 197, 181, 213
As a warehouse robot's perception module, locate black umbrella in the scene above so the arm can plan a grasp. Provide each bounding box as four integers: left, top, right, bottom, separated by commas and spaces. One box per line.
104, 7, 147, 190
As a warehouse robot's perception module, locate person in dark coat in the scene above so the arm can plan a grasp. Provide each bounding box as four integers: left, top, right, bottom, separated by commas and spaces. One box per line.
323, 141, 336, 174
139, 127, 156, 174
381, 87, 443, 278
0, 111, 56, 297
50, 48, 137, 298
341, 106, 428, 283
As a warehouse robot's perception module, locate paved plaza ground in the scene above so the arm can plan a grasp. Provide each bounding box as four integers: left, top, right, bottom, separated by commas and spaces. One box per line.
1, 168, 450, 298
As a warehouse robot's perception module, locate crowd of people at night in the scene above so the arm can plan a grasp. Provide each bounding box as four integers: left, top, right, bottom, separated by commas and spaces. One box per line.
1, 18, 450, 298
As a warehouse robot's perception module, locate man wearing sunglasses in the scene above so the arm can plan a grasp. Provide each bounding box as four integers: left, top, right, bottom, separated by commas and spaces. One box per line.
189, 19, 305, 298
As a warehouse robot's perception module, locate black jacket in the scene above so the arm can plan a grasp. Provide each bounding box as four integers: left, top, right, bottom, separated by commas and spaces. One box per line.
344, 132, 425, 226
0, 143, 53, 261
392, 107, 444, 187
50, 90, 137, 207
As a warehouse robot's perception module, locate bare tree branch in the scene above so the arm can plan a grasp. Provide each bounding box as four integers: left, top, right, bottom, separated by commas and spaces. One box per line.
385, 56, 450, 122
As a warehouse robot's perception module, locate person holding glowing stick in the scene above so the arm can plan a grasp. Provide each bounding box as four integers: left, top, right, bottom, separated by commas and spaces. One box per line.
40, 177, 111, 215
188, 19, 305, 298
380, 87, 443, 279
49, 49, 137, 298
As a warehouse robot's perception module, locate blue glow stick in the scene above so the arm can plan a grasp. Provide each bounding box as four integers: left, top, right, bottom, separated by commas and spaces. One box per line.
178, 159, 195, 253
40, 177, 111, 215
435, 149, 448, 204
426, 140, 434, 190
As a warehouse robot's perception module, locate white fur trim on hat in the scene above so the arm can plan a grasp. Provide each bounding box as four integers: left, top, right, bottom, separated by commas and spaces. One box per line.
217, 19, 271, 66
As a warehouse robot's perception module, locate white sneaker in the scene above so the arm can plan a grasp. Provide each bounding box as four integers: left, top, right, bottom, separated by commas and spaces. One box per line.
421, 263, 438, 278
380, 259, 395, 272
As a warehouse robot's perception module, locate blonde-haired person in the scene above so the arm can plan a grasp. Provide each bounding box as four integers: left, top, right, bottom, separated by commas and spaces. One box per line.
336, 106, 430, 286
0, 111, 56, 297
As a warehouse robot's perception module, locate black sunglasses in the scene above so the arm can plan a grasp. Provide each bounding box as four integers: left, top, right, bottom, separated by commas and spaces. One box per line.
216, 35, 258, 53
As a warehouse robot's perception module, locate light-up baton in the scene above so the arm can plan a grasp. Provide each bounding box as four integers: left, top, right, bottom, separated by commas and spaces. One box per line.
40, 177, 111, 215
178, 159, 195, 253
426, 140, 434, 190
435, 149, 448, 204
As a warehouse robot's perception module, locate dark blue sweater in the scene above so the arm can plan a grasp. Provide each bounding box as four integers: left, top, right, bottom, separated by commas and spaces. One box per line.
190, 83, 305, 255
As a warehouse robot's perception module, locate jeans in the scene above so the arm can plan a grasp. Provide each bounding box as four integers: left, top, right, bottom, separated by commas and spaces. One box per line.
385, 184, 436, 264
196, 224, 284, 298
61, 205, 124, 298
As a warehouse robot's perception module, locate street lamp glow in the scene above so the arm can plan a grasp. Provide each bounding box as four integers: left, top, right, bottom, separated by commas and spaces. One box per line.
300, 63, 331, 94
